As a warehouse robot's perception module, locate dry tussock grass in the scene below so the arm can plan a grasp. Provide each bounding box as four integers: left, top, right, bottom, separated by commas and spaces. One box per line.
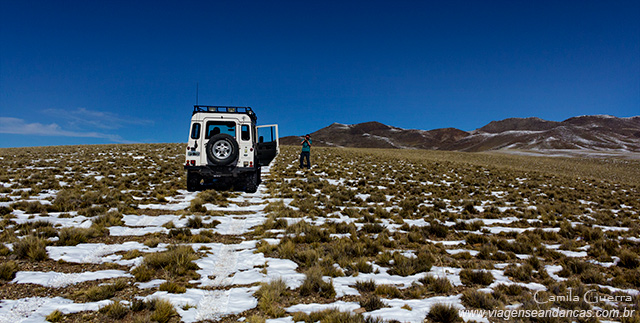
266, 145, 638, 319
0, 143, 638, 321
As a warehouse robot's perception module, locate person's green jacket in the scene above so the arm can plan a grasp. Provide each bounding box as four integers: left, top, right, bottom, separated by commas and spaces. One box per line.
302, 139, 312, 152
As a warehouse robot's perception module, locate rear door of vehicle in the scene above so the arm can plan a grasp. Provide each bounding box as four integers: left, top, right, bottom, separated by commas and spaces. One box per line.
256, 124, 279, 166
187, 114, 205, 165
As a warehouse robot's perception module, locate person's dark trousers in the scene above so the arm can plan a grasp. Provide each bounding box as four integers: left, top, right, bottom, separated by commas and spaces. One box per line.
300, 151, 310, 169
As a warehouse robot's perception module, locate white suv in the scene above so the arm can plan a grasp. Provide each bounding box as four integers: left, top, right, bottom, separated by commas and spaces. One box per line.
184, 105, 279, 193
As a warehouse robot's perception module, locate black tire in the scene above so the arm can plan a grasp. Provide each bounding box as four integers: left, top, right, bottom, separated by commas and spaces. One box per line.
186, 172, 201, 192
206, 134, 239, 166
244, 171, 258, 193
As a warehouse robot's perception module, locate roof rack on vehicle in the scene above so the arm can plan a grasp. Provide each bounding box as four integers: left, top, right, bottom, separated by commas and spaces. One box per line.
192, 105, 257, 120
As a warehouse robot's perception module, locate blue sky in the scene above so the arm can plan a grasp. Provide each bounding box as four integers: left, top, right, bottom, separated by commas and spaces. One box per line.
1, 0, 638, 147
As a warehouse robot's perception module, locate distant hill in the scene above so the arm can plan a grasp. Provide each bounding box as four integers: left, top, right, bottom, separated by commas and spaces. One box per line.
281, 115, 640, 152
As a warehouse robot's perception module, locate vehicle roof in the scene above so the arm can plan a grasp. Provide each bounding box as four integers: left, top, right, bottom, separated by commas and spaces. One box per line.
192, 105, 257, 122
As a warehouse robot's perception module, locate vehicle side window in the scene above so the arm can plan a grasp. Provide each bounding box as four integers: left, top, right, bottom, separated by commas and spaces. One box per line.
190, 123, 201, 139
205, 121, 236, 139
241, 125, 250, 141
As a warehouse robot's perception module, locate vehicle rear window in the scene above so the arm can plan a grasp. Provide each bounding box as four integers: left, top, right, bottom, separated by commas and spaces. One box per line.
241, 125, 250, 141
205, 121, 236, 139
190, 123, 201, 139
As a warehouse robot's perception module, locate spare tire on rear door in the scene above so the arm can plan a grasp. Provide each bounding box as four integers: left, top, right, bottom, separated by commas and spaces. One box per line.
206, 134, 239, 166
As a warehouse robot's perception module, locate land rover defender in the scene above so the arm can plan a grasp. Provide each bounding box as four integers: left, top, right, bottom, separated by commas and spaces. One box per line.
184, 105, 279, 193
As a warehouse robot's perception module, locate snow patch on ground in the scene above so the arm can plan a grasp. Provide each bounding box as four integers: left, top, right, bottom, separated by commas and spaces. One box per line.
0, 297, 111, 323
12, 270, 131, 288
143, 287, 258, 323
47, 242, 167, 264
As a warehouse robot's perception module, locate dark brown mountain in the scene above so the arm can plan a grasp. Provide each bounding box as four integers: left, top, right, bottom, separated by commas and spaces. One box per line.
450, 115, 640, 152
476, 117, 560, 133
281, 115, 640, 152
281, 121, 469, 149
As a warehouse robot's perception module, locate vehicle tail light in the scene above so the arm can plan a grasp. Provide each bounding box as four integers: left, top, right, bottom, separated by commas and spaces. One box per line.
249, 161, 253, 168
190, 160, 195, 166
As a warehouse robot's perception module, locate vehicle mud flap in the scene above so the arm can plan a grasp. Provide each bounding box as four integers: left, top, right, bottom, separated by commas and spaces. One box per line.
187, 172, 202, 192
244, 171, 258, 193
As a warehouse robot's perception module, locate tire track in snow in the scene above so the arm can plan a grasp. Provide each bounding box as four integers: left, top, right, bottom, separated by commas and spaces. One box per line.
227, 217, 247, 235
210, 244, 238, 286
209, 166, 273, 236
195, 290, 232, 322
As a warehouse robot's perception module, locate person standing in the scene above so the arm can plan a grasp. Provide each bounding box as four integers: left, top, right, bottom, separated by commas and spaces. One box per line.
300, 134, 312, 169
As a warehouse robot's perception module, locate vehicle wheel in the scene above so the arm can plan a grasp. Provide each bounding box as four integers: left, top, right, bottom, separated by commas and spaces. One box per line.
187, 172, 201, 192
206, 134, 239, 166
244, 171, 258, 193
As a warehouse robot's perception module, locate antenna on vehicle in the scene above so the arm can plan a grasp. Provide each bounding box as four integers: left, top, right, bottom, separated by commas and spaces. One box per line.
196, 82, 199, 106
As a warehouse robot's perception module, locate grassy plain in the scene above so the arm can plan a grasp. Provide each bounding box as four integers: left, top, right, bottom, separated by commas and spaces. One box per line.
0, 144, 638, 322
